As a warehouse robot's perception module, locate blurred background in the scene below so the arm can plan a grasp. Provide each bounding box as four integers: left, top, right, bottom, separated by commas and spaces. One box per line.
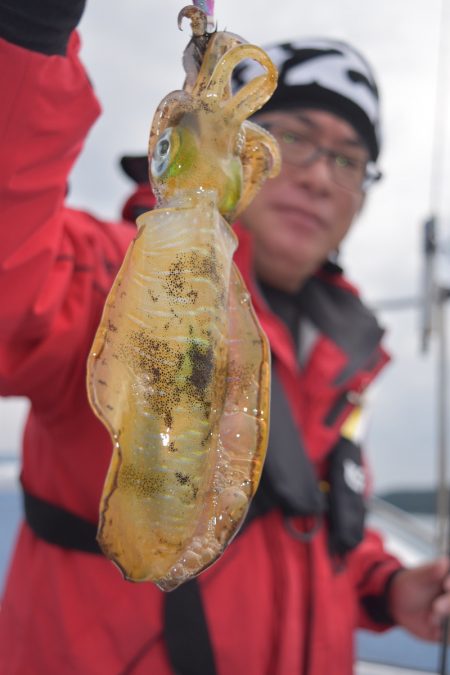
3, 0, 450, 520
1, 1, 450, 671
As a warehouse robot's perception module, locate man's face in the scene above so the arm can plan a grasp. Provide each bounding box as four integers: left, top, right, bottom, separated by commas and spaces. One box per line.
239, 108, 368, 292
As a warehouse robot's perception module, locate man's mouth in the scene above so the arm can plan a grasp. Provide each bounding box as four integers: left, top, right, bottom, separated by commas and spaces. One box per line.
273, 204, 328, 233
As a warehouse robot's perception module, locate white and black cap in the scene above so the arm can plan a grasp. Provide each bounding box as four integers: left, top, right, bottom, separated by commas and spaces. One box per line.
232, 38, 382, 161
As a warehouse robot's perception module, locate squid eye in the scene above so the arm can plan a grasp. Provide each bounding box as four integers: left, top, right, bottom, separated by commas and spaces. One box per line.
151, 128, 180, 178
159, 138, 170, 156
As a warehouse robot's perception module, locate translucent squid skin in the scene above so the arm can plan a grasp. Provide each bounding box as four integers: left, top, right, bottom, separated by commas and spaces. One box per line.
87, 7, 280, 591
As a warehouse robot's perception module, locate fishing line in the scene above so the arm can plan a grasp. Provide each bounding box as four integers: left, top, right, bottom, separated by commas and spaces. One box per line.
432, 1, 450, 672
192, 0, 214, 15
192, 0, 215, 28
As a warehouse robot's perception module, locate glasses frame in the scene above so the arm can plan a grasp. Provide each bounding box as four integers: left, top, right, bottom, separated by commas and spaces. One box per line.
258, 121, 383, 193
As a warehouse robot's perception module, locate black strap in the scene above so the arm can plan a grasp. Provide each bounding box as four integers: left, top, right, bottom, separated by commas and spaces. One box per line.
23, 489, 216, 673
23, 490, 101, 554
22, 371, 324, 548
327, 436, 367, 556
164, 579, 217, 675
251, 366, 326, 518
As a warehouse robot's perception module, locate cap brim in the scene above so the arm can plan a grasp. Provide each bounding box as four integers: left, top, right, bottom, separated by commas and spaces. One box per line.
120, 155, 149, 184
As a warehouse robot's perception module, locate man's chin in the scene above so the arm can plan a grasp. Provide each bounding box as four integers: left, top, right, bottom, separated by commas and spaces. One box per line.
265, 260, 316, 292
279, 247, 323, 277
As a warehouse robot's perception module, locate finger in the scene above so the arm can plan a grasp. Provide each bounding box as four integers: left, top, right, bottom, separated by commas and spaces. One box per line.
431, 594, 450, 634
428, 557, 450, 582
424, 613, 449, 643
443, 574, 450, 593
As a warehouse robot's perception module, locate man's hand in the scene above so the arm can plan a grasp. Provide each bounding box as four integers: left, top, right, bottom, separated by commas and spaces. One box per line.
389, 557, 450, 642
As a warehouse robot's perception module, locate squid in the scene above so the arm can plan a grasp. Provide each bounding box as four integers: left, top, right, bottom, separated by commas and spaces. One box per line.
87, 6, 280, 591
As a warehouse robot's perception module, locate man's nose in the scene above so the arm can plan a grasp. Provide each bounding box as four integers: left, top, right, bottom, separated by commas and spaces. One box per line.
291, 151, 334, 192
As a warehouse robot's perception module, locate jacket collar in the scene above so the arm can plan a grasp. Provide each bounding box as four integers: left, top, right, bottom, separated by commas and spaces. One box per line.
296, 274, 385, 387
232, 222, 387, 389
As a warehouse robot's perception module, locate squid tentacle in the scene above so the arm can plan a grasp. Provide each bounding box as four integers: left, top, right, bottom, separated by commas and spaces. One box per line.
205, 45, 277, 118
177, 5, 208, 36
233, 121, 281, 217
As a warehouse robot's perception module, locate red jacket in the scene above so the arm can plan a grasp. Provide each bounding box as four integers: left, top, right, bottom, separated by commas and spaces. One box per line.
0, 32, 402, 675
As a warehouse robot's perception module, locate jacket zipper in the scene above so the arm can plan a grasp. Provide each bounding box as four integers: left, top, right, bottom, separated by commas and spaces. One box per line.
324, 389, 362, 427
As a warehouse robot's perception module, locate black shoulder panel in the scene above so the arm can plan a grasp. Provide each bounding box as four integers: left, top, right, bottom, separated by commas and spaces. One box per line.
0, 0, 86, 55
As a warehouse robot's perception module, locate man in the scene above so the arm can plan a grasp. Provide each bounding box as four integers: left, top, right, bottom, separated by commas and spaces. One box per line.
0, 3, 449, 673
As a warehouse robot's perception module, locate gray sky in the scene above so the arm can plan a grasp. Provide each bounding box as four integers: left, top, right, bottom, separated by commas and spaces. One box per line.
1, 0, 450, 496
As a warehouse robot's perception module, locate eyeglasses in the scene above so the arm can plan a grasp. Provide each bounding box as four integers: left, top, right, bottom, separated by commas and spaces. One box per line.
259, 122, 382, 192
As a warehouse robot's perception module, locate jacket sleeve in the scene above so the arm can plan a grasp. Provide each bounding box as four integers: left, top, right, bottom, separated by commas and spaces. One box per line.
347, 524, 403, 631
0, 32, 132, 409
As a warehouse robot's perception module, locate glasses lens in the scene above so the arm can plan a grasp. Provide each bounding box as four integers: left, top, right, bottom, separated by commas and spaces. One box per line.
276, 130, 319, 169
278, 131, 317, 165
332, 154, 367, 191
258, 122, 380, 192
